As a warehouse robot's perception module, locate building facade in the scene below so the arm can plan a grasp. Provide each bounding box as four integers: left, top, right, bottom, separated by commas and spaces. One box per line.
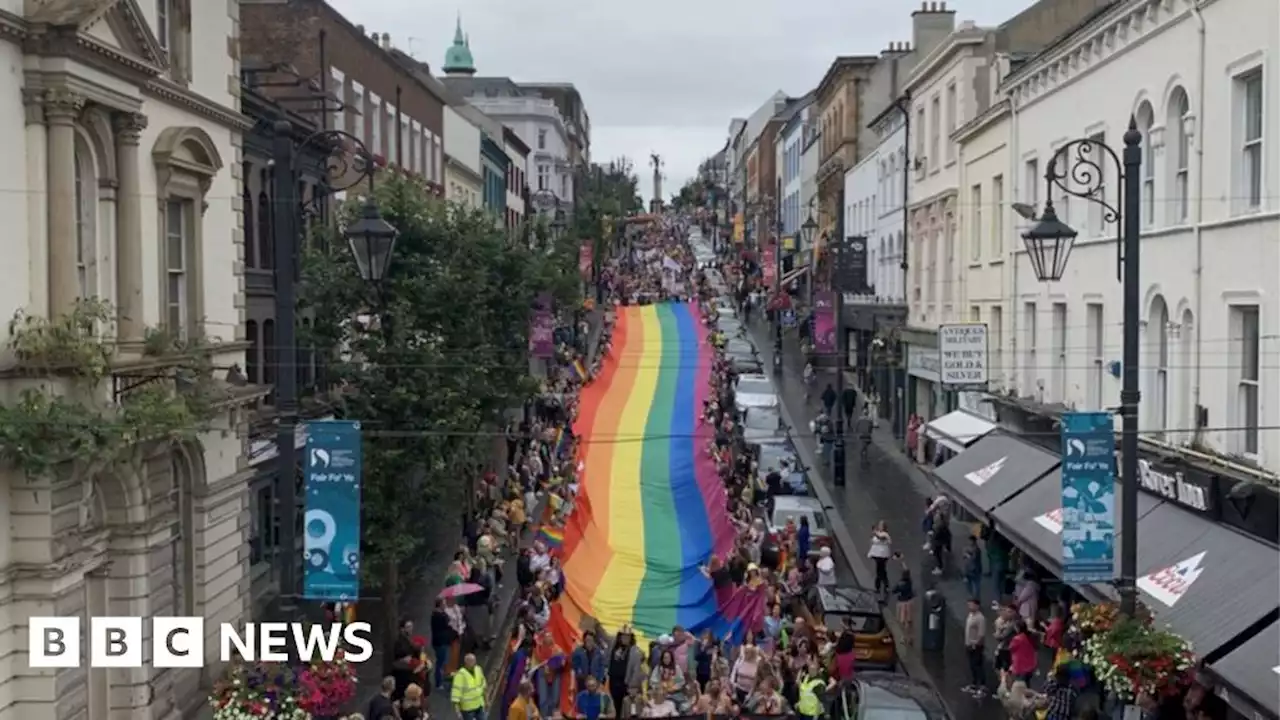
521, 83, 591, 170
444, 104, 483, 208
481, 133, 509, 215
778, 95, 814, 241
999, 0, 1277, 468
954, 103, 1010, 393
503, 127, 529, 232
1, 0, 256, 717
813, 56, 879, 250
240, 1, 447, 196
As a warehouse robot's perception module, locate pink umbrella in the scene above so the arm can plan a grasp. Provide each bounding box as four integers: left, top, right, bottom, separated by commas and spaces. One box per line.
438, 583, 484, 600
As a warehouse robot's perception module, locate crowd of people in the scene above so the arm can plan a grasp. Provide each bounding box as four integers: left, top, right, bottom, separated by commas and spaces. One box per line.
480, 220, 884, 720
352, 302, 609, 720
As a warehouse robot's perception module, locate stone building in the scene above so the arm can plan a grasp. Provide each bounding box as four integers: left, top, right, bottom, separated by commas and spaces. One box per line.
0, 0, 260, 717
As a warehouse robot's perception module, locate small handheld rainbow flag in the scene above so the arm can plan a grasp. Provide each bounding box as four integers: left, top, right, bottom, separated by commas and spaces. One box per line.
553, 427, 571, 458
572, 358, 589, 382
537, 525, 565, 550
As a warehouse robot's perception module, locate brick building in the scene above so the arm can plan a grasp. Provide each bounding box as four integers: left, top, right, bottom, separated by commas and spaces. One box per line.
240, 0, 447, 195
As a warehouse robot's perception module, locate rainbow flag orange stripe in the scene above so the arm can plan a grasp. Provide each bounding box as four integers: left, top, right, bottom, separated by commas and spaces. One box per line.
550, 303, 743, 645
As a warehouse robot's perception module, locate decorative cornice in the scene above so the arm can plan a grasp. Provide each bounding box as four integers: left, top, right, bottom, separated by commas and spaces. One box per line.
145, 79, 253, 131
76, 35, 164, 78
1002, 0, 1195, 110
0, 8, 28, 42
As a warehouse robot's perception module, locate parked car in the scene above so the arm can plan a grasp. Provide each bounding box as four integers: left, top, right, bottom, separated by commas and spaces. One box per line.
753, 442, 808, 495
724, 338, 756, 356
836, 672, 950, 720
735, 373, 779, 409
740, 405, 786, 443
801, 587, 898, 670
765, 495, 832, 555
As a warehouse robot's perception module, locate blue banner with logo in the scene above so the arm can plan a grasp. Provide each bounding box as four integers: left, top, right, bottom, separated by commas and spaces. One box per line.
303, 420, 363, 600
1060, 411, 1116, 583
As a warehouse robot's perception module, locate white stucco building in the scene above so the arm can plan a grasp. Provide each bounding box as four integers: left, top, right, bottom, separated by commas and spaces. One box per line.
997, 0, 1279, 467
777, 96, 814, 241
443, 104, 482, 208
903, 20, 993, 422
0, 0, 255, 717
844, 105, 909, 306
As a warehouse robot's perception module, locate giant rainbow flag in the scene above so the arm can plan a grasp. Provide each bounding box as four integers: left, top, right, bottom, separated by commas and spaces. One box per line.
549, 302, 765, 649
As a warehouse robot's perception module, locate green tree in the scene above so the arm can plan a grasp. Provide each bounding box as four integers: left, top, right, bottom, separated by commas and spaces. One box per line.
300, 171, 576, 652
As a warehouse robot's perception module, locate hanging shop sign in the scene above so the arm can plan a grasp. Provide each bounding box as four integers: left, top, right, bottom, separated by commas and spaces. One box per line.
1060, 411, 1117, 584
938, 322, 989, 391
906, 345, 940, 383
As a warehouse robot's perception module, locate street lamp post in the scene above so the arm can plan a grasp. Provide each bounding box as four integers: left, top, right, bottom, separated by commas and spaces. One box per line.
274, 122, 395, 610
1021, 118, 1142, 617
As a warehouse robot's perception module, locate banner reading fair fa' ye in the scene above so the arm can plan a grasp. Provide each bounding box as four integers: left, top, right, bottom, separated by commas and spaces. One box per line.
303, 420, 363, 601
1060, 411, 1116, 584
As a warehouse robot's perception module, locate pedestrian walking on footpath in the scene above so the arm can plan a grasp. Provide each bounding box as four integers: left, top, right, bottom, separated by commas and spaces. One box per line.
820, 383, 837, 415
892, 560, 915, 645
452, 653, 488, 720
963, 598, 989, 697
963, 535, 984, 602
867, 521, 892, 599
840, 387, 857, 423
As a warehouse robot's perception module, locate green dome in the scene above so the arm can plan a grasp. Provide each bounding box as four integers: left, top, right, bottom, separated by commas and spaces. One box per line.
442, 16, 475, 75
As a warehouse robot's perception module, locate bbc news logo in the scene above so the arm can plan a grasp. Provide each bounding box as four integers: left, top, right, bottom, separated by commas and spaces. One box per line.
29, 618, 374, 668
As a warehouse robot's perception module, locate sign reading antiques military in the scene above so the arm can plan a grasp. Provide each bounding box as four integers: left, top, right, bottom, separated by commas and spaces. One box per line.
938, 323, 989, 391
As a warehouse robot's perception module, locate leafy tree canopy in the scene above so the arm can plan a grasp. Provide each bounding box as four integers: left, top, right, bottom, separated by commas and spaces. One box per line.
299, 171, 578, 610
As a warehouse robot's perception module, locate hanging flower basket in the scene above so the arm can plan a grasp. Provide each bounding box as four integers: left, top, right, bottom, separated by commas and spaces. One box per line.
1081, 615, 1196, 702
209, 660, 311, 720
296, 650, 359, 718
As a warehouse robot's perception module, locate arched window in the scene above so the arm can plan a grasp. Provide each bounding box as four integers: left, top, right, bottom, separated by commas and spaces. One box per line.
1135, 101, 1156, 226
1178, 308, 1195, 440
74, 135, 98, 299
1167, 88, 1191, 223
1148, 295, 1170, 436
243, 162, 256, 268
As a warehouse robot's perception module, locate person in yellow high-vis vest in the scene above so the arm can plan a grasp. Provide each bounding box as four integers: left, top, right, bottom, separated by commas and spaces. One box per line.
451, 653, 488, 720
796, 668, 832, 720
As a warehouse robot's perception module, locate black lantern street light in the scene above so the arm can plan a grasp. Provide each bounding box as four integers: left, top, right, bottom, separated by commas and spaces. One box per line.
1021, 118, 1143, 618
274, 123, 394, 609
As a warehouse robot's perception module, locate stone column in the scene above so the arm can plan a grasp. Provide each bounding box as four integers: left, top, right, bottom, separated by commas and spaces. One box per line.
44, 88, 85, 318
114, 112, 147, 342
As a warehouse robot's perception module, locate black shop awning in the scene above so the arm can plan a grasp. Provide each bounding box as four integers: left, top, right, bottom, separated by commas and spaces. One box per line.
992, 470, 1162, 597
1207, 619, 1280, 720
1126, 502, 1280, 660
931, 433, 1060, 518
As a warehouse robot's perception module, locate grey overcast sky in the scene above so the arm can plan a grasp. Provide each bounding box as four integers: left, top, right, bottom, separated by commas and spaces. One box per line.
328, 0, 1035, 204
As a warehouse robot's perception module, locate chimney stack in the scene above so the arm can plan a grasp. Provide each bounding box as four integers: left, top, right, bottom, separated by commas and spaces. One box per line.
912, 0, 956, 57
381, 32, 391, 50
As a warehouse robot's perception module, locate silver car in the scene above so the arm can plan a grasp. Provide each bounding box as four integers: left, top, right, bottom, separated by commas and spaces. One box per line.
735, 373, 779, 410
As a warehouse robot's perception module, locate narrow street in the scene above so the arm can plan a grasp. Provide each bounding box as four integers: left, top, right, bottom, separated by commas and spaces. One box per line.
745, 319, 1005, 720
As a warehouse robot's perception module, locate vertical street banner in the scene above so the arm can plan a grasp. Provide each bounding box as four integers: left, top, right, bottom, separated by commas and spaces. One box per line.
579, 239, 594, 281
1060, 411, 1117, 584
813, 290, 836, 354
762, 243, 777, 290
529, 292, 555, 359
733, 213, 744, 244
303, 419, 363, 601
837, 236, 868, 293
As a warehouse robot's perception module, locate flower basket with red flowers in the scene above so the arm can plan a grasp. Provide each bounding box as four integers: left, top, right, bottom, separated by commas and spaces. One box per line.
296, 649, 358, 719
209, 659, 311, 720
1082, 615, 1196, 702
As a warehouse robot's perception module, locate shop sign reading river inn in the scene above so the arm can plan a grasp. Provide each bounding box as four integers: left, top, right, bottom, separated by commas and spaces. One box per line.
1137, 459, 1210, 513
